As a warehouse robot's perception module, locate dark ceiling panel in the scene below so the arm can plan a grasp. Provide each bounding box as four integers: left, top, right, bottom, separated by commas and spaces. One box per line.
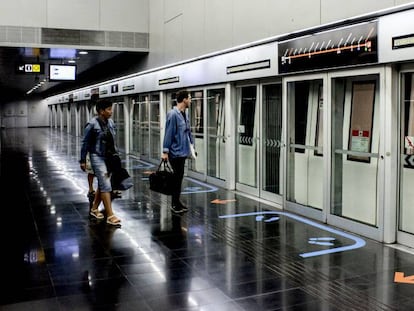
0, 47, 148, 102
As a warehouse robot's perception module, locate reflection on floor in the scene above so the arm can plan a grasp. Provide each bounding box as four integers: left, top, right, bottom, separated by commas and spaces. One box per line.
0, 127, 412, 310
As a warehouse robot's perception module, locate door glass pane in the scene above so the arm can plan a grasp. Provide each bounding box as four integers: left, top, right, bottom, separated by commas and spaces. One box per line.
113, 103, 125, 153
287, 79, 323, 210
150, 94, 160, 161
131, 100, 140, 156
207, 88, 226, 180
400, 72, 414, 234
262, 84, 282, 194
138, 95, 149, 159
187, 90, 204, 173
70, 105, 76, 135
331, 75, 379, 226
237, 86, 257, 187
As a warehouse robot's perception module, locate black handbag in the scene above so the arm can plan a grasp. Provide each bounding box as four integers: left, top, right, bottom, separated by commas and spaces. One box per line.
149, 160, 175, 195
111, 167, 133, 190
106, 154, 133, 190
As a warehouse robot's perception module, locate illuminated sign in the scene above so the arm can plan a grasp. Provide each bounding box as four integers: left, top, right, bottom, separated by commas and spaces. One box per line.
159, 76, 179, 85
227, 59, 270, 74
111, 84, 118, 93
392, 34, 414, 49
49, 64, 76, 81
16, 62, 44, 74
279, 21, 378, 73
122, 85, 134, 91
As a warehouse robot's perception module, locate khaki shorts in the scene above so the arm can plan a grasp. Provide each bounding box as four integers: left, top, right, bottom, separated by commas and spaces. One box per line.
85, 152, 94, 174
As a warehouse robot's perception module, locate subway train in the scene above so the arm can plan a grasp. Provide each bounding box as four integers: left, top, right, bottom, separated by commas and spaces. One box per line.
45, 4, 414, 249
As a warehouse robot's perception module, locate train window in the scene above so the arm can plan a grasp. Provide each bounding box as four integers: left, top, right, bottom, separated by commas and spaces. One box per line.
347, 81, 375, 162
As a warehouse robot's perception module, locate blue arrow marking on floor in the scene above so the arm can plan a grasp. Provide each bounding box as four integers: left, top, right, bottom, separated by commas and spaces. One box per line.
256, 215, 279, 222
309, 237, 335, 246
219, 211, 365, 258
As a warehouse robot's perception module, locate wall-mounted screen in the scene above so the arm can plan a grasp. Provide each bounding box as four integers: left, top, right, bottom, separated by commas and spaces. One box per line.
49, 64, 76, 81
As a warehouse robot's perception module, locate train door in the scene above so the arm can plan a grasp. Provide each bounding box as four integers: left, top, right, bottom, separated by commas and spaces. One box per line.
69, 104, 76, 135
398, 67, 414, 247
328, 68, 386, 240
131, 93, 161, 163
284, 75, 326, 219
206, 87, 227, 185
149, 93, 161, 163
284, 68, 387, 240
187, 89, 205, 177
112, 100, 125, 153
131, 94, 149, 159
166, 88, 229, 184
235, 82, 283, 202
79, 102, 88, 134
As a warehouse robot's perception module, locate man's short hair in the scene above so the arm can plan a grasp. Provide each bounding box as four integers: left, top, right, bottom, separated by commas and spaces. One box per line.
95, 99, 112, 112
176, 90, 189, 103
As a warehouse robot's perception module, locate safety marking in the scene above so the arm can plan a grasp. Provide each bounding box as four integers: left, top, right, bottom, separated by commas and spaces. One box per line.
211, 199, 237, 204
394, 272, 414, 284
181, 177, 218, 194
219, 211, 366, 258
308, 237, 336, 246
184, 186, 203, 192
255, 215, 280, 222
126, 160, 155, 170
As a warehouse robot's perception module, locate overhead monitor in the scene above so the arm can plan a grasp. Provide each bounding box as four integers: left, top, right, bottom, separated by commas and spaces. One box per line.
49, 48, 77, 59
49, 64, 76, 81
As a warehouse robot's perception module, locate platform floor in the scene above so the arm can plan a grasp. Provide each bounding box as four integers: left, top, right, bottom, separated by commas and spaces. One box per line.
1, 127, 413, 310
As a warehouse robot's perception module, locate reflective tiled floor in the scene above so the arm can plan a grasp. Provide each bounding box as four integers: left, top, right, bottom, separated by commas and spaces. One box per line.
1, 128, 414, 310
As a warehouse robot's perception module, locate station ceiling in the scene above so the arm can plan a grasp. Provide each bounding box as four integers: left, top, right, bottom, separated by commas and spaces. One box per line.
0, 46, 148, 102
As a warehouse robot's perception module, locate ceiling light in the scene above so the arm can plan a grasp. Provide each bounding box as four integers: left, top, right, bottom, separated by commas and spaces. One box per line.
79, 51, 88, 55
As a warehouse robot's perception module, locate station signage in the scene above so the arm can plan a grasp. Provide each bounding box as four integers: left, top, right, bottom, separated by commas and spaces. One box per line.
392, 34, 414, 49
278, 21, 378, 73
16, 62, 44, 74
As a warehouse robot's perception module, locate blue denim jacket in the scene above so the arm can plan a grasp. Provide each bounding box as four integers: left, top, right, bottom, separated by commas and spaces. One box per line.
163, 107, 194, 159
80, 116, 117, 163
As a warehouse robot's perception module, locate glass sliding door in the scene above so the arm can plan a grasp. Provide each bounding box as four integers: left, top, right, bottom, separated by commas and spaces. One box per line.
236, 85, 258, 192
286, 77, 324, 216
207, 88, 226, 181
149, 93, 161, 162
188, 89, 205, 175
131, 93, 160, 162
399, 71, 414, 244
112, 101, 125, 153
235, 82, 283, 201
331, 75, 379, 226
262, 83, 283, 198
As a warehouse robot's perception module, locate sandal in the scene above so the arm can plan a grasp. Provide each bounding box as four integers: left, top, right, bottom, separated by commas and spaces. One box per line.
89, 208, 104, 219
107, 215, 121, 226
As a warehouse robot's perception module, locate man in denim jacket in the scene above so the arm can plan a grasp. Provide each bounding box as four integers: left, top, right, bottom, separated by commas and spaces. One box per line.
162, 90, 194, 213
80, 99, 121, 226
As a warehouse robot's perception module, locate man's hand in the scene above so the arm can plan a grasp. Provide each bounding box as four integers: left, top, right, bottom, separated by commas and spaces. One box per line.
80, 162, 86, 172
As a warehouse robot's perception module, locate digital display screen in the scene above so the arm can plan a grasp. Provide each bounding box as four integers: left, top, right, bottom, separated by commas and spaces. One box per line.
278, 21, 378, 73
49, 64, 76, 81
49, 48, 77, 59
